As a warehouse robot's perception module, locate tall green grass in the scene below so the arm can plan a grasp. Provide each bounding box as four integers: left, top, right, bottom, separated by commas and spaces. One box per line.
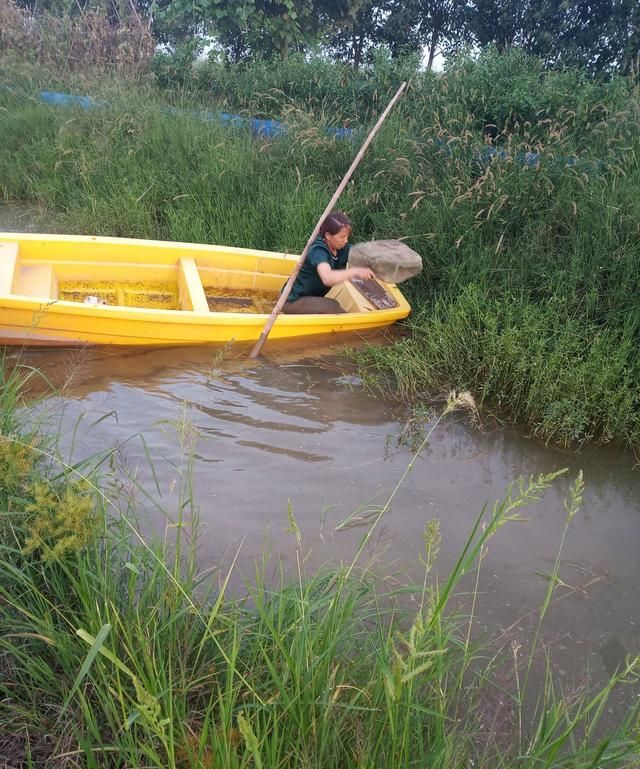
1, 363, 639, 767
1, 52, 639, 447
350, 287, 640, 446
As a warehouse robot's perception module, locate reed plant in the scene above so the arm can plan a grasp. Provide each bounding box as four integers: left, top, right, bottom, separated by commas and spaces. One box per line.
0, 0, 153, 77
1, 362, 639, 768
350, 287, 640, 446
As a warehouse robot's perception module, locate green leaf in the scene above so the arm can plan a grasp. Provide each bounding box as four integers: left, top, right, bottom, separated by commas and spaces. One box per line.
61, 624, 112, 716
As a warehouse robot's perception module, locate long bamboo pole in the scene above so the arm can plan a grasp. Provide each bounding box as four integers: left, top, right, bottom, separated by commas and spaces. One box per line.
248, 81, 407, 359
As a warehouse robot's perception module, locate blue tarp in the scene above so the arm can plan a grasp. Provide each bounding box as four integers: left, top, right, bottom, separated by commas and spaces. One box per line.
41, 90, 107, 109
434, 138, 597, 173
39, 90, 597, 171
479, 145, 574, 168
40, 90, 349, 141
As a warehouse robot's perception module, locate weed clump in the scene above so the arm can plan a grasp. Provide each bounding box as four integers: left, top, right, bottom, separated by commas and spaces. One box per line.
0, 434, 37, 492
21, 478, 98, 562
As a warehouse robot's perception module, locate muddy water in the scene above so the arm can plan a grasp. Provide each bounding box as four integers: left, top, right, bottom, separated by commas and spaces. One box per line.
9, 339, 640, 707
0, 203, 52, 233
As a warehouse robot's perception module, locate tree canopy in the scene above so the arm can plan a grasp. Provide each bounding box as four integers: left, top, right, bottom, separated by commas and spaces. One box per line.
11, 0, 640, 73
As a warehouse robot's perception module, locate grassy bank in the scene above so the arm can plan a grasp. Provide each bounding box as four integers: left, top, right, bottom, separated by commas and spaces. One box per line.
351, 287, 640, 446
1, 360, 639, 768
1, 52, 639, 448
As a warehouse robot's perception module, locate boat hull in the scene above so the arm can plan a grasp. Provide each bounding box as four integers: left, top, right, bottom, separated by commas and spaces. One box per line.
0, 233, 411, 347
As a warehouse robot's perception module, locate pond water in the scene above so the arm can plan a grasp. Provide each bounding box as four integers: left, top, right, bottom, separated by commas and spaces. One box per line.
3, 204, 639, 723
0, 203, 51, 233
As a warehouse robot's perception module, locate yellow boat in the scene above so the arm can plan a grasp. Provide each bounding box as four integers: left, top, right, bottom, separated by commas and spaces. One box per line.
0, 233, 411, 346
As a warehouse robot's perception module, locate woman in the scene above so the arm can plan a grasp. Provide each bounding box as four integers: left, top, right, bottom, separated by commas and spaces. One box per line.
282, 211, 374, 314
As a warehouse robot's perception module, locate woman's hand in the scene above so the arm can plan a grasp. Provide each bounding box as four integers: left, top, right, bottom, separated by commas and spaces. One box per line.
317, 262, 376, 287
348, 266, 375, 280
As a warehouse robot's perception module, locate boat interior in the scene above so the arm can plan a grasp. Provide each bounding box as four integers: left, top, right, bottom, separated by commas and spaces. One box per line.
0, 238, 398, 314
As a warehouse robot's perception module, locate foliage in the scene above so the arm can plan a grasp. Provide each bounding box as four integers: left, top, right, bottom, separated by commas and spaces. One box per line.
551, 0, 640, 73
21, 478, 99, 562
467, 0, 565, 56
465, 0, 639, 73
150, 0, 640, 72
397, 0, 471, 71
3, 0, 640, 73
0, 0, 154, 74
0, 434, 37, 492
152, 40, 204, 87
443, 46, 632, 136
321, 0, 392, 70
156, 0, 317, 63
152, 50, 420, 122
351, 287, 640, 446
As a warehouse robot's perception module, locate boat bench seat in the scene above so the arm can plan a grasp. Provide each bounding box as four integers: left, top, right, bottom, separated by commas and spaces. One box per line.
327, 280, 376, 312
0, 241, 19, 296
327, 278, 398, 313
14, 264, 59, 300
178, 257, 209, 313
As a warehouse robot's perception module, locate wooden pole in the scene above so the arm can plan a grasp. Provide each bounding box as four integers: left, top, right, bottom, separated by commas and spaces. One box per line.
248, 81, 407, 359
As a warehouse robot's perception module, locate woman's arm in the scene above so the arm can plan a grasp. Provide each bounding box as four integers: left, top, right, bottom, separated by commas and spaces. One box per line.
316, 262, 374, 287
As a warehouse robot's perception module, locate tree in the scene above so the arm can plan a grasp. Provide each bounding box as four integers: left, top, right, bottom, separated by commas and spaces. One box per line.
382, 0, 426, 60
624, 0, 640, 71
154, 0, 251, 50
325, 0, 390, 68
403, 0, 470, 70
467, 0, 564, 55
312, 0, 393, 69
555, 0, 640, 73
249, 0, 315, 61
156, 0, 316, 61
467, 0, 640, 73
362, 0, 472, 71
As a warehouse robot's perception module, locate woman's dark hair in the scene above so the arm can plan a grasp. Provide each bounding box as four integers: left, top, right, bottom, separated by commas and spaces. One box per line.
319, 211, 352, 237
